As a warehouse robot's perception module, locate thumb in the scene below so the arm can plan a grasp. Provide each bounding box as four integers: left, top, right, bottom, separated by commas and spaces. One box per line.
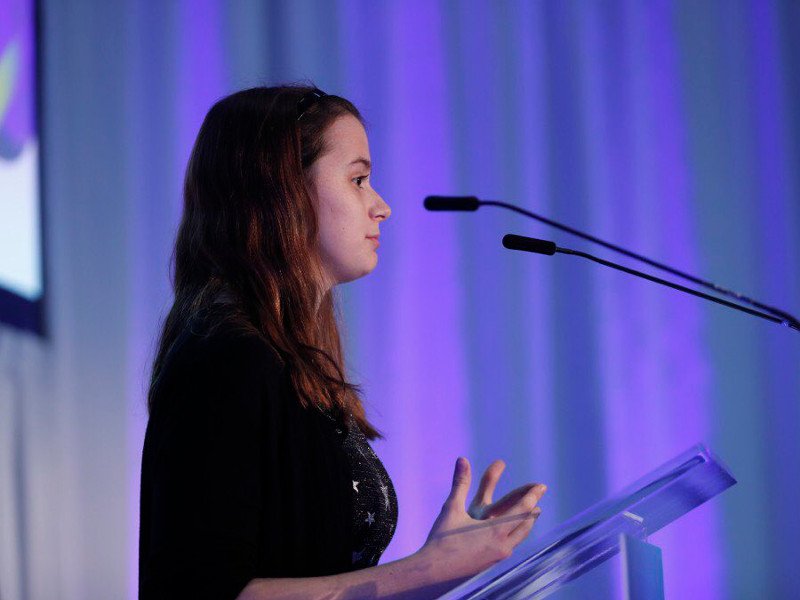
448, 456, 472, 507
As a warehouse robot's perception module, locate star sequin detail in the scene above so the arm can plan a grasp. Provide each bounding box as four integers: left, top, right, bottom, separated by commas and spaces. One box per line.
365, 512, 375, 526
353, 480, 360, 493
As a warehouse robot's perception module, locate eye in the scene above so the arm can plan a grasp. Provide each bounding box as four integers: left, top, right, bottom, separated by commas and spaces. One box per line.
353, 175, 369, 188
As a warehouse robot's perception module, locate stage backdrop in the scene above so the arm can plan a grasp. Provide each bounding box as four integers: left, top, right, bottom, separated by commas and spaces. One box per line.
0, 1, 798, 598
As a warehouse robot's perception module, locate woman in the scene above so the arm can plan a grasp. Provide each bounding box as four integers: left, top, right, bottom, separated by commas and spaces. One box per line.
138, 85, 546, 599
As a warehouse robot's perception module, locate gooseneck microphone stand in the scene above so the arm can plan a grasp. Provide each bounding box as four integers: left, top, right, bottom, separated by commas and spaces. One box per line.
424, 195, 800, 333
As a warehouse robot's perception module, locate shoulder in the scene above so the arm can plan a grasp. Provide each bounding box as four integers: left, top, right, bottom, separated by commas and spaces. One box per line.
178, 309, 283, 375
150, 309, 288, 419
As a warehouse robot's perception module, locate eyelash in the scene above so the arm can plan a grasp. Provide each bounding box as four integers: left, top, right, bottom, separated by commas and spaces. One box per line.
354, 175, 369, 188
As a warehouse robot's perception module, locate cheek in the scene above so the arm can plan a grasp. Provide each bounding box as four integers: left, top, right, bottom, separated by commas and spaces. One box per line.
319, 201, 350, 243
316, 193, 362, 258
319, 191, 360, 236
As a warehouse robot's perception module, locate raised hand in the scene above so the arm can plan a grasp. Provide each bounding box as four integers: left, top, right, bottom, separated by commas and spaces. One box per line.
420, 457, 547, 580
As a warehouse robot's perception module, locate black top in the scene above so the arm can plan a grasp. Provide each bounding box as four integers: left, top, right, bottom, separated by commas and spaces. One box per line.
138, 312, 397, 599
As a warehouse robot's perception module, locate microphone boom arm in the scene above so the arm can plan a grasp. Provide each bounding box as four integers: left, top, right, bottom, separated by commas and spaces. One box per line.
478, 198, 800, 330
558, 246, 796, 330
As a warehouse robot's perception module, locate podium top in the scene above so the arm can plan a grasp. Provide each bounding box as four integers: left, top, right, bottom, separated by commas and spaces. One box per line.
439, 443, 736, 600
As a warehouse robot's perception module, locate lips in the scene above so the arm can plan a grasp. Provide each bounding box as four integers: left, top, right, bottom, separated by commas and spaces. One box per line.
367, 235, 380, 248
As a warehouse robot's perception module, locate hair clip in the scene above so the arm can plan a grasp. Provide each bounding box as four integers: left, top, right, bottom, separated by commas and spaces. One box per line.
296, 88, 328, 121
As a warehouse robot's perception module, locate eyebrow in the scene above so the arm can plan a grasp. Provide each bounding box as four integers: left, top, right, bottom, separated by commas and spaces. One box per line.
348, 157, 372, 169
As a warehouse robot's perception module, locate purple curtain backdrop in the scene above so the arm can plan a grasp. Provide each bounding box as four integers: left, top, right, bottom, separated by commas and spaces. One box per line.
114, 1, 800, 597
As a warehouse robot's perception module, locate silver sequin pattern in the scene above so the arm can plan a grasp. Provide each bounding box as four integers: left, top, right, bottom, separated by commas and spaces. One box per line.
340, 415, 398, 568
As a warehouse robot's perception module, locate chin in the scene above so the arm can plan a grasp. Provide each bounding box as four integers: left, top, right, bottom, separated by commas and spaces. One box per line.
339, 262, 378, 285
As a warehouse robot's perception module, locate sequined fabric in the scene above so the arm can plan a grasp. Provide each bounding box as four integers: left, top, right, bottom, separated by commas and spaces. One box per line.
339, 414, 398, 568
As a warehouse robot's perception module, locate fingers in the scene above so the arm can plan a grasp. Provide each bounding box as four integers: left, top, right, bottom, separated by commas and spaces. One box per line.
508, 506, 542, 546
482, 483, 539, 519
505, 484, 546, 544
473, 459, 506, 507
448, 456, 472, 507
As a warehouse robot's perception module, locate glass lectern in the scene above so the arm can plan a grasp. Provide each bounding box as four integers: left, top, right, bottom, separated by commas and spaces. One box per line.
439, 444, 736, 599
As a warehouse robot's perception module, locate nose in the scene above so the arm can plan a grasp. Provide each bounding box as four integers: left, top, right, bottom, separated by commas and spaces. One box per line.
371, 190, 391, 222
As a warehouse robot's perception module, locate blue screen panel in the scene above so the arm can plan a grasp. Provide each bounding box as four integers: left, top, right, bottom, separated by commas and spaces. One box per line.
0, 0, 45, 335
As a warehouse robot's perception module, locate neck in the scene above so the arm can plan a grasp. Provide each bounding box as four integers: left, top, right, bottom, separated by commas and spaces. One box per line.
316, 286, 331, 316
316, 270, 335, 314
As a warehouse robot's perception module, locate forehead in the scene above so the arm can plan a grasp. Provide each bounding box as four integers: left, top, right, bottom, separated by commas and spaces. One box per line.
321, 114, 369, 162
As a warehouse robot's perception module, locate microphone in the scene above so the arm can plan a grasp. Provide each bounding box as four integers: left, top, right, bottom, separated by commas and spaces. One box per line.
502, 234, 556, 256
425, 194, 800, 331
424, 196, 480, 211
503, 234, 800, 332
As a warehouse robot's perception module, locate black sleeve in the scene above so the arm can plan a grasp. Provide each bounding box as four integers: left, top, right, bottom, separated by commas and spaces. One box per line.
144, 333, 279, 599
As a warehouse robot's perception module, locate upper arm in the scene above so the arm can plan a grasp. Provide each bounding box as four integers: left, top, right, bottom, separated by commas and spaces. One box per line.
144, 334, 279, 599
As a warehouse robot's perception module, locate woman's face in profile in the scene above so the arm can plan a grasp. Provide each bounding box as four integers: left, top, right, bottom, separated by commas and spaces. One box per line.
307, 114, 391, 288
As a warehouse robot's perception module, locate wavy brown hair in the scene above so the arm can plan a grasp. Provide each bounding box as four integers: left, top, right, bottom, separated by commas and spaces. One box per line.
148, 85, 380, 439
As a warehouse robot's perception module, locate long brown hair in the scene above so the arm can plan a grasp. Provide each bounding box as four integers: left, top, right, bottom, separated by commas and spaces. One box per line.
148, 85, 380, 439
